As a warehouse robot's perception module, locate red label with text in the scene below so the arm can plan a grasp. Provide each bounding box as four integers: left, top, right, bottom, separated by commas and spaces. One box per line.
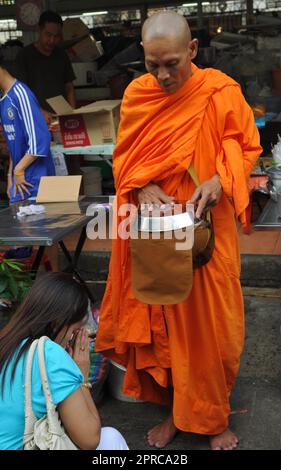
59, 114, 90, 147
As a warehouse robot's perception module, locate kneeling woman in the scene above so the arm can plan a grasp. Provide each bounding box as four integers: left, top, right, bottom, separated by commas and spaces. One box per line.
0, 272, 128, 450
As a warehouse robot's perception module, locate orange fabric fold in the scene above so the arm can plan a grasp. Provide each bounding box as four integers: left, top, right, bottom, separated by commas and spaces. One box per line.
96, 65, 262, 434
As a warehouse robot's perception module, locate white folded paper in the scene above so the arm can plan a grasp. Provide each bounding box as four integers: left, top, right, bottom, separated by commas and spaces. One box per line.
17, 204, 46, 217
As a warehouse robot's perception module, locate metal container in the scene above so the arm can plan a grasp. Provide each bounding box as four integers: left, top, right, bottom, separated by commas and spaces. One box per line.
254, 197, 281, 229
135, 202, 194, 230
107, 361, 144, 403
136, 210, 193, 233
266, 164, 281, 201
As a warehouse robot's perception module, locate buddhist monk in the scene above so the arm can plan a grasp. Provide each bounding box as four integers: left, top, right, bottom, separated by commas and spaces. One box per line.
95, 11, 262, 450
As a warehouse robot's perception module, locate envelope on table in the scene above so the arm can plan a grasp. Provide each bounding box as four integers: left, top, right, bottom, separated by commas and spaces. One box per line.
36, 175, 82, 203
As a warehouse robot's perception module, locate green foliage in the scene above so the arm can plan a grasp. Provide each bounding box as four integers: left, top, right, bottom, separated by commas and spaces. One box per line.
0, 255, 33, 302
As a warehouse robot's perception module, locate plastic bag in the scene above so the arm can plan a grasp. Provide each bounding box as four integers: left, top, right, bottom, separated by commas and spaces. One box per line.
272, 134, 281, 164
85, 305, 109, 404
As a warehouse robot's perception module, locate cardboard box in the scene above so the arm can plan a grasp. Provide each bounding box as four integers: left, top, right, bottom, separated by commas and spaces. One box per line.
71, 36, 104, 62
63, 18, 103, 62
47, 96, 121, 148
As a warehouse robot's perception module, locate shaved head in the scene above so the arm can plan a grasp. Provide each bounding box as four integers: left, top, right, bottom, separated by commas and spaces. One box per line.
142, 11, 191, 48
141, 12, 198, 94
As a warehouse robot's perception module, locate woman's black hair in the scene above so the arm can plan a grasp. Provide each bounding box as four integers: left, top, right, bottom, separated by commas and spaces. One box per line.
0, 272, 89, 395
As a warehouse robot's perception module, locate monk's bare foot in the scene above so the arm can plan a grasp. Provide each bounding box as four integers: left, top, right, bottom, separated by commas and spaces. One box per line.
147, 414, 178, 448
210, 428, 238, 450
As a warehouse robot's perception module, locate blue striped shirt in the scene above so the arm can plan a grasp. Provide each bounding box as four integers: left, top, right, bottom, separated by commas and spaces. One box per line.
0, 80, 55, 202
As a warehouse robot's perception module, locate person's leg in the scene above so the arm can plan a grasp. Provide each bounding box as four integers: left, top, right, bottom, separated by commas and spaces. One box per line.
209, 430, 238, 450
147, 412, 178, 448
147, 383, 178, 448
147, 413, 239, 450
96, 427, 129, 450
147, 261, 242, 450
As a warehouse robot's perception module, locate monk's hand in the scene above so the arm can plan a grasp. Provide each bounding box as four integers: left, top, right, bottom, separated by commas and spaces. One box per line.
13, 172, 33, 200
189, 175, 222, 219
137, 183, 175, 206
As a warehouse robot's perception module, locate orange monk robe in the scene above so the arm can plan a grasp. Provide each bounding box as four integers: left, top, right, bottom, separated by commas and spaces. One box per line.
95, 65, 262, 435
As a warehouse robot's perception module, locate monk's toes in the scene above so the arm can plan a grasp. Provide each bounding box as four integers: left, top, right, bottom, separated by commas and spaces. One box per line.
223, 441, 238, 450
210, 439, 222, 450
147, 431, 158, 447
154, 440, 166, 449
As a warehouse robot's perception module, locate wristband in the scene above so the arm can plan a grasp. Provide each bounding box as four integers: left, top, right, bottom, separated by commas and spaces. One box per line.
14, 171, 24, 176
81, 381, 92, 389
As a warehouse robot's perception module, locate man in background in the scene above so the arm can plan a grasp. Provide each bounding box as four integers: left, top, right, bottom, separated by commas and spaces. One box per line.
15, 10, 76, 125
0, 59, 55, 202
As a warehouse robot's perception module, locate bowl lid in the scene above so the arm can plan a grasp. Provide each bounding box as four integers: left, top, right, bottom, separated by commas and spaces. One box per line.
135, 211, 193, 232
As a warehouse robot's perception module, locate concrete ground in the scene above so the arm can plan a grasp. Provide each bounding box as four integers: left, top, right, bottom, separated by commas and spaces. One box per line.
96, 294, 281, 450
